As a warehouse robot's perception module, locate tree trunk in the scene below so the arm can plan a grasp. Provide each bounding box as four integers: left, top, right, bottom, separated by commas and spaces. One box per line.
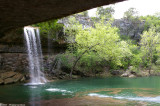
69, 43, 100, 79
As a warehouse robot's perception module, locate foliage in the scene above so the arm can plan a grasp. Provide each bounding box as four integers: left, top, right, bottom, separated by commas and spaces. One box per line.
78, 52, 103, 73
78, 11, 89, 17
56, 52, 75, 69
140, 15, 160, 32
32, 19, 64, 40
68, 19, 132, 70
140, 26, 160, 70
96, 6, 115, 19
64, 17, 82, 43
36, 8, 160, 76
123, 8, 138, 20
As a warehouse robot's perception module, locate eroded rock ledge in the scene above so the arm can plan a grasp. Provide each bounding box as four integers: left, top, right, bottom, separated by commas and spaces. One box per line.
0, 71, 26, 84
0, 0, 125, 35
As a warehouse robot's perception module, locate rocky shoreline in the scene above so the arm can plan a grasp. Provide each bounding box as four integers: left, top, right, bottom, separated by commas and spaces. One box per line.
1, 53, 160, 85
0, 68, 159, 85
0, 71, 27, 85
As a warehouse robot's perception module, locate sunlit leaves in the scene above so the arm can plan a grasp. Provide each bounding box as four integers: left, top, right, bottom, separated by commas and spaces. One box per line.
140, 26, 160, 67
75, 19, 132, 68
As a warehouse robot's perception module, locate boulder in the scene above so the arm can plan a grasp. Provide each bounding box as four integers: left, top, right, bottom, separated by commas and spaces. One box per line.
20, 76, 26, 82
4, 78, 14, 84
0, 72, 25, 84
12, 73, 23, 82
129, 74, 136, 78
111, 70, 123, 76
139, 71, 150, 77
0, 71, 17, 79
121, 71, 130, 77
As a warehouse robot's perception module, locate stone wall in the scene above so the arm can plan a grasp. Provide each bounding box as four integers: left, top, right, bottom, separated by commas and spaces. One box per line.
0, 53, 29, 84
0, 53, 28, 73
0, 52, 58, 84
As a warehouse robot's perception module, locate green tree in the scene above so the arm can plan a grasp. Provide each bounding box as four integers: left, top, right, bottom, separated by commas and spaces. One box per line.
32, 20, 64, 40
140, 26, 160, 73
64, 17, 82, 52
68, 19, 132, 78
140, 15, 160, 32
96, 6, 115, 19
124, 8, 138, 20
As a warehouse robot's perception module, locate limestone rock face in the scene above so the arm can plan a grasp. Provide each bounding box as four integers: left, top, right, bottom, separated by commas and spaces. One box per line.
0, 71, 26, 85
12, 73, 23, 82
0, 78, 3, 84
59, 16, 145, 41
20, 77, 26, 82
4, 78, 14, 84
0, 71, 17, 79
113, 19, 145, 40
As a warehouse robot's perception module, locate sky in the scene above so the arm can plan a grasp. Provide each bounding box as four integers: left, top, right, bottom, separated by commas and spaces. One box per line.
88, 0, 160, 19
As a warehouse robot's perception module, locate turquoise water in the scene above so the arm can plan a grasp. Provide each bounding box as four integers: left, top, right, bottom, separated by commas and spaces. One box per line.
0, 76, 160, 105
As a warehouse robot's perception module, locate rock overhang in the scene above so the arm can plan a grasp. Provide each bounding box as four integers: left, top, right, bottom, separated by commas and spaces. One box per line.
0, 0, 126, 35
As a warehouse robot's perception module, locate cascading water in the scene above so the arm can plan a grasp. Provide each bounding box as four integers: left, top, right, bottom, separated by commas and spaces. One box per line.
24, 26, 47, 85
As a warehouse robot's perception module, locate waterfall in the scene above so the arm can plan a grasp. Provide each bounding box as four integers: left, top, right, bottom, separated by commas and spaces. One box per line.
24, 26, 47, 85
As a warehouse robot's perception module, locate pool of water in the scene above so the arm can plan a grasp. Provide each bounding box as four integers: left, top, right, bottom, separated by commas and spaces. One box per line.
0, 76, 160, 105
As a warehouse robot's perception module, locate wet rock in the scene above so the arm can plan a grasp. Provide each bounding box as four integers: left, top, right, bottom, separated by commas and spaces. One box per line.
121, 71, 130, 77
129, 74, 136, 78
0, 71, 17, 79
4, 78, 14, 84
111, 70, 123, 76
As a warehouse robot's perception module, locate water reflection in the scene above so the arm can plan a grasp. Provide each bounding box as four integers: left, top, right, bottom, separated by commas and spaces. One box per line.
28, 85, 43, 106
0, 77, 160, 105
